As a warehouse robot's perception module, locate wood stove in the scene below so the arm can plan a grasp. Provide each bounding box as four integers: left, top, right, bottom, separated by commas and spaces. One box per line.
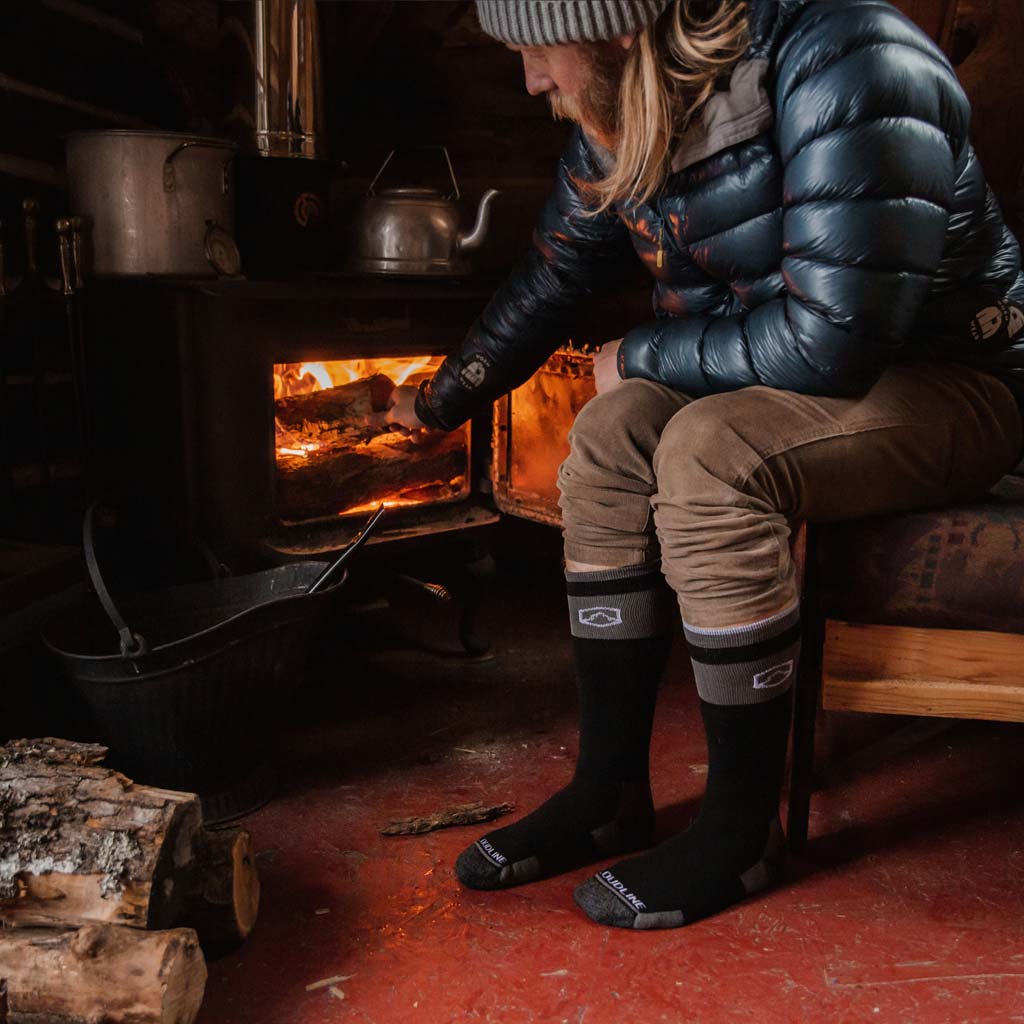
83, 276, 607, 569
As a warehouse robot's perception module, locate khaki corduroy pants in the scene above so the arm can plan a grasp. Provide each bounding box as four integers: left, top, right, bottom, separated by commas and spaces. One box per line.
558, 362, 1024, 629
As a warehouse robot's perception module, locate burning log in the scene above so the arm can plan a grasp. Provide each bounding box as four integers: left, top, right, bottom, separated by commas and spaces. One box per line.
0, 740, 259, 951
273, 369, 470, 520
0, 925, 207, 1024
276, 429, 468, 521
276, 373, 395, 448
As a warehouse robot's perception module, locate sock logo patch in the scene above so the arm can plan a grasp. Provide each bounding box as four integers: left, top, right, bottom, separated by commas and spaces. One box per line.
599, 870, 646, 911
753, 660, 794, 690
476, 837, 507, 866
578, 606, 623, 628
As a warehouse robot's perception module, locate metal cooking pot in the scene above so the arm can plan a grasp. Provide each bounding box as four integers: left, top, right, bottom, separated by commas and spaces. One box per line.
348, 147, 499, 276
66, 130, 240, 278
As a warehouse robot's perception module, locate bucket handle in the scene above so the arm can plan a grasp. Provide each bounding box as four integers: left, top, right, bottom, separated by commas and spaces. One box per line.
83, 502, 148, 658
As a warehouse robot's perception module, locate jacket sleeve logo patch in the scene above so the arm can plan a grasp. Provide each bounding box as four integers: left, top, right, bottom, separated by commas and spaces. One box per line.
458, 354, 493, 390
578, 606, 623, 628
970, 301, 1024, 344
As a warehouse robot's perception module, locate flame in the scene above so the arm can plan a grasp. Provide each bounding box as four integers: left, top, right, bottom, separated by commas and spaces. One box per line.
394, 359, 432, 386
273, 355, 469, 520
340, 497, 417, 516
273, 356, 446, 400
299, 362, 334, 391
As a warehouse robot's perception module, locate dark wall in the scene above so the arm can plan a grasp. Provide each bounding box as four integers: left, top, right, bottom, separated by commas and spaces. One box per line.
0, 0, 222, 277
3, 0, 1021, 278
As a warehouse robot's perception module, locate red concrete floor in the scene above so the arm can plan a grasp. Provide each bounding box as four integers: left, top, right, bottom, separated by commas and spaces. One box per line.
196, 522, 1024, 1024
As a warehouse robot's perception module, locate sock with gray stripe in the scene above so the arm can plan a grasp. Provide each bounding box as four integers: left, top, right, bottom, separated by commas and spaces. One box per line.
574, 607, 797, 929
455, 564, 675, 890
685, 602, 801, 706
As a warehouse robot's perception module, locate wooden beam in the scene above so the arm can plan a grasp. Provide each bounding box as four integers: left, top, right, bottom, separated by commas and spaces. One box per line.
34, 0, 145, 45
823, 620, 1024, 722
0, 153, 63, 187
0, 72, 151, 129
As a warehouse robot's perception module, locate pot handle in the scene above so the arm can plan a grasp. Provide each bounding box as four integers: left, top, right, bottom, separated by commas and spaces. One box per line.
367, 145, 460, 200
163, 141, 235, 194
82, 501, 148, 658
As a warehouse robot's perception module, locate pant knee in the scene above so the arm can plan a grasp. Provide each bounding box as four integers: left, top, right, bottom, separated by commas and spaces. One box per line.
652, 394, 772, 510
559, 380, 688, 566
651, 395, 796, 623
559, 380, 687, 504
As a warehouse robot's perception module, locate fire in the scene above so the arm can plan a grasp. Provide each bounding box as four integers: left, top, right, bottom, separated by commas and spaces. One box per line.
273, 354, 470, 521
272, 356, 447, 458
273, 356, 445, 400
298, 363, 333, 391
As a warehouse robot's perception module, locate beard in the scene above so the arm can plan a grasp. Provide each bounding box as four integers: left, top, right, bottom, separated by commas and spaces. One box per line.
547, 42, 628, 151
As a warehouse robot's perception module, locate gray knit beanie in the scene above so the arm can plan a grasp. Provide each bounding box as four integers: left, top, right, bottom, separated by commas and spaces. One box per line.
476, 0, 670, 47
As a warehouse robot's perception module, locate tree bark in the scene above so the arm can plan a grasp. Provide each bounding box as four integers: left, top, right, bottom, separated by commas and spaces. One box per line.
0, 925, 206, 1024
0, 739, 203, 931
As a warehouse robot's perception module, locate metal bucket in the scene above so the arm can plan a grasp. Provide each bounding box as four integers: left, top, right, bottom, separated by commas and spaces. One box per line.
66, 130, 239, 277
42, 503, 366, 823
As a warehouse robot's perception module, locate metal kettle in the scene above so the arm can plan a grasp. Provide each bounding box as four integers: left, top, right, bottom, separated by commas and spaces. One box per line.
348, 147, 500, 276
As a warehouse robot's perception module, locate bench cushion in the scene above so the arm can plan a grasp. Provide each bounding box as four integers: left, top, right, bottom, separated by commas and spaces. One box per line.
819, 475, 1024, 634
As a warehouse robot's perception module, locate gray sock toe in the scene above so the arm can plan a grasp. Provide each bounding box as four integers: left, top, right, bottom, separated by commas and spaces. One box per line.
455, 843, 503, 890
573, 876, 638, 928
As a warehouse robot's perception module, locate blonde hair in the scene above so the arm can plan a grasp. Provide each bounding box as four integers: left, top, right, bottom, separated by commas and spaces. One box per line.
590, 0, 750, 212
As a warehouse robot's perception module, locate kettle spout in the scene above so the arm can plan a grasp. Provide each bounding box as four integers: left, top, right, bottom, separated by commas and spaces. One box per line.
456, 188, 501, 254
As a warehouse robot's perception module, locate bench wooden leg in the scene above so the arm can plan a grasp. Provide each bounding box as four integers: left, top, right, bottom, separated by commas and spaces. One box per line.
788, 523, 824, 852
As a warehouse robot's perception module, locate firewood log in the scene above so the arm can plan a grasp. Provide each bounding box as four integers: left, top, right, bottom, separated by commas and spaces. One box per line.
186, 828, 260, 959
0, 925, 206, 1024
276, 429, 468, 522
275, 373, 395, 448
0, 739, 203, 931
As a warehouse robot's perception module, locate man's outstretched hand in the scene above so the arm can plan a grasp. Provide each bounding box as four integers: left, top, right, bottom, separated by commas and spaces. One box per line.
366, 384, 443, 445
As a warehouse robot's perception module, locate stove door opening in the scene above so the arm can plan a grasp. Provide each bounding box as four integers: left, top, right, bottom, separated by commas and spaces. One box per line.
273, 356, 471, 523
492, 346, 597, 525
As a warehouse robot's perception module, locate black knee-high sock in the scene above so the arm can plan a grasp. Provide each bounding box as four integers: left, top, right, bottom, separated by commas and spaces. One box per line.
575, 606, 798, 928
454, 564, 675, 890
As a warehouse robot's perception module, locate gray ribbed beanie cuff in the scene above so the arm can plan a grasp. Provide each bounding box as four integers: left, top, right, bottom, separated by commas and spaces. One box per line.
476, 0, 670, 46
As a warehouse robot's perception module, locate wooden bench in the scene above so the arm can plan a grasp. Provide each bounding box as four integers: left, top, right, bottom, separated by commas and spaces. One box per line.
787, 475, 1024, 849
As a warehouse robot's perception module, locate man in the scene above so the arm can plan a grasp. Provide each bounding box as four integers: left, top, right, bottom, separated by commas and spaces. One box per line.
385, 0, 1024, 929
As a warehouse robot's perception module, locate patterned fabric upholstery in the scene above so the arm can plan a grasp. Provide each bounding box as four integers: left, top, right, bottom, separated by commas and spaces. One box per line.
819, 475, 1024, 634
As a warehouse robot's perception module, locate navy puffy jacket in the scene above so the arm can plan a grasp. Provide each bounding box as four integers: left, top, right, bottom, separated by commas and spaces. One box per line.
416, 0, 1024, 431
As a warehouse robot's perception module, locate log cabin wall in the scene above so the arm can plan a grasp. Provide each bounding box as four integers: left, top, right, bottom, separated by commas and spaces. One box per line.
0, 0, 221, 539
0, 1, 222, 273
1, 0, 1019, 306
328, 0, 1024, 264
1, 0, 1020, 280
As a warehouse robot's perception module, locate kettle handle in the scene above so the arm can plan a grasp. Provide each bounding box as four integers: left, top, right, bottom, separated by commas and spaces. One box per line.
367, 145, 460, 200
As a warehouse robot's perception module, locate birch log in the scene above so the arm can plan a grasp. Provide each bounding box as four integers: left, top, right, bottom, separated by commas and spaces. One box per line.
0, 739, 203, 931
0, 925, 207, 1024
275, 373, 395, 448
